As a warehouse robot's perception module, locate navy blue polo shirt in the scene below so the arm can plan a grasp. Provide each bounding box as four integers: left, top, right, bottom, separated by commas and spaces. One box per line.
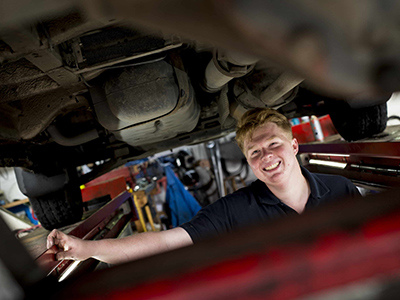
180, 167, 360, 243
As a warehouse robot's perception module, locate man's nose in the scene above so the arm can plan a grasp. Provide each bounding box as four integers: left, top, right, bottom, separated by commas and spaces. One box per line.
261, 149, 273, 161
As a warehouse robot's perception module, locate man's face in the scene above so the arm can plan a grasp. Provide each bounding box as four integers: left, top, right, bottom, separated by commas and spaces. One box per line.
244, 122, 299, 189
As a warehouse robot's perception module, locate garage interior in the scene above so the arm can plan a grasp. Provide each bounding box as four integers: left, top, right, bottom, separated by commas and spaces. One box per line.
2, 1, 400, 300
2, 94, 400, 299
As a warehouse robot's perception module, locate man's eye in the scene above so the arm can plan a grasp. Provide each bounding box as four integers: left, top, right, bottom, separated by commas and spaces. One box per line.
251, 150, 259, 156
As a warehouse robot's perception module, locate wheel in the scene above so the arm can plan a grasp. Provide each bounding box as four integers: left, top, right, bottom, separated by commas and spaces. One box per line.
29, 186, 83, 230
15, 168, 83, 230
327, 101, 388, 141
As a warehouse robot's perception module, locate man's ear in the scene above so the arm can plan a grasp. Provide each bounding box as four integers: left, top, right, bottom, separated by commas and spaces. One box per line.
292, 138, 299, 155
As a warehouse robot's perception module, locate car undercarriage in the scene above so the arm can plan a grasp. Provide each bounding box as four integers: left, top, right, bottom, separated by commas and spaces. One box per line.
0, 0, 396, 228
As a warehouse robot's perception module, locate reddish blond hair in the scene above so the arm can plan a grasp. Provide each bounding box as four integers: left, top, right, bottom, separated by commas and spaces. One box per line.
235, 108, 292, 154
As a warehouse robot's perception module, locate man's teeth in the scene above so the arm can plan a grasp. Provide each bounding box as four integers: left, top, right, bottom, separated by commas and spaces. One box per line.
264, 162, 279, 171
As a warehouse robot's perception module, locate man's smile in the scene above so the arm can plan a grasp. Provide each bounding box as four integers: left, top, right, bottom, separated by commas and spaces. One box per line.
263, 161, 281, 171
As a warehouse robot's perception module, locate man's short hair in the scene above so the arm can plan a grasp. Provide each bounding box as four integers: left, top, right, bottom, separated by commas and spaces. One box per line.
235, 108, 293, 154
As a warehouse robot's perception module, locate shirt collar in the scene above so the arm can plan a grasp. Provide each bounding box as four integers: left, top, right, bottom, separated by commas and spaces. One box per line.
301, 166, 330, 199
253, 166, 330, 205
252, 180, 281, 205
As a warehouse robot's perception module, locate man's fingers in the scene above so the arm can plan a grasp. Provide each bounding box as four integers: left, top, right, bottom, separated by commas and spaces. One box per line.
47, 229, 69, 250
59, 239, 70, 252
55, 251, 75, 261
46, 230, 87, 261
56, 251, 67, 261
47, 229, 59, 249
46, 238, 52, 249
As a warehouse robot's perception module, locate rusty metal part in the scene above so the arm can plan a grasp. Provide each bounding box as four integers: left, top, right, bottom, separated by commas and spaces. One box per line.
0, 25, 41, 56
0, 23, 84, 101
91, 52, 201, 146
233, 66, 303, 110
0, 58, 47, 84
46, 124, 99, 147
40, 11, 122, 46
20, 93, 89, 140
260, 71, 304, 107
24, 48, 82, 89
204, 49, 258, 92
73, 42, 182, 75
0, 76, 60, 103
0, 92, 89, 141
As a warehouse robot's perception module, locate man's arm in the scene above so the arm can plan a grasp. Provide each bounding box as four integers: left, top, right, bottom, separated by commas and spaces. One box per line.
46, 227, 193, 265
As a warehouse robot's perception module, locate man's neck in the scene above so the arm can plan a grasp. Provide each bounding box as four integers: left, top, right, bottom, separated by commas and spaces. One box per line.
268, 168, 310, 214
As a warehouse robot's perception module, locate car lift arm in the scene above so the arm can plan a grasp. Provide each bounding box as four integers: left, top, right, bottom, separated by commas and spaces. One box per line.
299, 138, 400, 190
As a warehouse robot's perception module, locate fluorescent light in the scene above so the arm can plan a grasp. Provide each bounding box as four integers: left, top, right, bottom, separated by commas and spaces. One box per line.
311, 153, 350, 157
58, 261, 81, 282
308, 159, 347, 169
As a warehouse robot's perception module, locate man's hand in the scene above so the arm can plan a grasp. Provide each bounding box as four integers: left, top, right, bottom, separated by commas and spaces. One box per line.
46, 229, 91, 261
46, 227, 193, 264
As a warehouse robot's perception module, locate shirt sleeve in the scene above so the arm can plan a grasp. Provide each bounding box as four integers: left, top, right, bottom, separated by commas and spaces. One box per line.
180, 196, 235, 243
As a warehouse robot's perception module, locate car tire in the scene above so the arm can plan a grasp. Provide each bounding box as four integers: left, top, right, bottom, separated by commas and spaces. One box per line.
15, 167, 83, 230
29, 185, 83, 230
327, 101, 388, 141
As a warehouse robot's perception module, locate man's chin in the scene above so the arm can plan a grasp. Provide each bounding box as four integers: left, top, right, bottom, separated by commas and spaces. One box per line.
260, 172, 285, 186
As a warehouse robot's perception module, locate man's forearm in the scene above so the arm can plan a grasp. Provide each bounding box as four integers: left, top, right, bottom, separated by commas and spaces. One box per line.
90, 227, 193, 264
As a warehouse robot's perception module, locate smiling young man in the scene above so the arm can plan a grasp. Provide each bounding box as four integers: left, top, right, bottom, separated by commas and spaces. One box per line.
180, 108, 360, 242
243, 121, 309, 213
47, 108, 360, 264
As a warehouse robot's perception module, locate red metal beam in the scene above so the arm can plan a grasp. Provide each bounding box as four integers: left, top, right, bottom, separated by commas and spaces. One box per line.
81, 176, 127, 203
85, 165, 136, 188
48, 188, 400, 300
